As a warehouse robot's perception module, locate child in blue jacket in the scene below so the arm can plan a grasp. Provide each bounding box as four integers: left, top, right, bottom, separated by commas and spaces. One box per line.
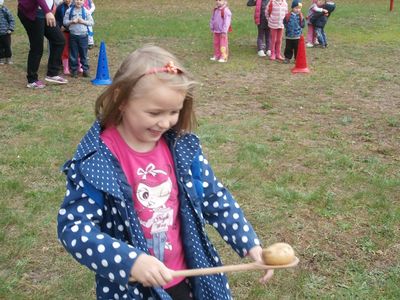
283, 0, 305, 63
0, 0, 15, 64
57, 45, 274, 300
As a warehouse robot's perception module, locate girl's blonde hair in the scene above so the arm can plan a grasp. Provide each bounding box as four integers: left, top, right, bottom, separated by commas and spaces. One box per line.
95, 45, 197, 134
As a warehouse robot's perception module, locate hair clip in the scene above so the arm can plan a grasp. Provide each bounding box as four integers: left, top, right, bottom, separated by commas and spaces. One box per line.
146, 61, 183, 75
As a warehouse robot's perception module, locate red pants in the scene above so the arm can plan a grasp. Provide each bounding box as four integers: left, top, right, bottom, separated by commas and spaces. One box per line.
62, 31, 70, 60
213, 33, 229, 60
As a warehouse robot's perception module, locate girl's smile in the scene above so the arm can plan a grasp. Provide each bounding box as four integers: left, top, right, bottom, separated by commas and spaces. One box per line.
117, 79, 185, 153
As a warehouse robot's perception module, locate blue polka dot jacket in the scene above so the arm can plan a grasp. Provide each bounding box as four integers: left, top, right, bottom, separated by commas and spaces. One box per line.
57, 121, 261, 300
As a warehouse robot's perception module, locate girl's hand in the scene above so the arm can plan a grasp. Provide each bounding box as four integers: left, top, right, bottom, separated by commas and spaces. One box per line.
248, 245, 274, 284
130, 254, 173, 287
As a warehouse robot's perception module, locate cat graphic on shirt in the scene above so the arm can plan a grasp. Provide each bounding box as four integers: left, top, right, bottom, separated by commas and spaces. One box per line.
136, 163, 174, 262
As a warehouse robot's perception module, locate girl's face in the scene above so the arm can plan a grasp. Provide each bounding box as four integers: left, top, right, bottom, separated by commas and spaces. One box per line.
317, 0, 325, 6
216, 0, 225, 8
118, 80, 185, 152
64, 0, 72, 5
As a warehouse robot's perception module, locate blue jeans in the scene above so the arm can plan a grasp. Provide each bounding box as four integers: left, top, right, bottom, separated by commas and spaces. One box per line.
69, 34, 89, 73
315, 27, 327, 47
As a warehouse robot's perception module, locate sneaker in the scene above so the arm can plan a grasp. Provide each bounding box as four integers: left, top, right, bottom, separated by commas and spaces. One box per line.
210, 56, 217, 61
45, 75, 68, 84
218, 58, 227, 63
82, 71, 91, 78
0, 58, 4, 65
88, 44, 94, 50
306, 42, 314, 48
257, 50, 266, 57
284, 58, 290, 64
5, 58, 13, 64
266, 50, 271, 57
27, 80, 46, 89
71, 71, 78, 78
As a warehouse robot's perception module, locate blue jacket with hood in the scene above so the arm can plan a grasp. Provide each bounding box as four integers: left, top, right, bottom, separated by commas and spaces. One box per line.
57, 120, 261, 300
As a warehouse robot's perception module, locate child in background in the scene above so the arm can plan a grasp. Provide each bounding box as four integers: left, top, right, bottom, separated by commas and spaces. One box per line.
266, 0, 288, 61
56, 0, 72, 75
0, 0, 15, 65
210, 0, 232, 63
254, 0, 270, 57
283, 0, 304, 63
310, 1, 335, 48
57, 45, 273, 300
63, 0, 94, 77
83, 0, 95, 48
305, 0, 327, 47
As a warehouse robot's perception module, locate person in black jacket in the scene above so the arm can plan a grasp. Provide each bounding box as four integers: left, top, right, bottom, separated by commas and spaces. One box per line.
310, 1, 335, 48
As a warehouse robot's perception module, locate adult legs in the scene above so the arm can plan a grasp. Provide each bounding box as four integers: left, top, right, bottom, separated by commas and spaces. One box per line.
18, 11, 45, 83
44, 23, 65, 77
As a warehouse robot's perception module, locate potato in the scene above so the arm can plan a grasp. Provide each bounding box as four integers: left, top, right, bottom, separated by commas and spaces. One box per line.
262, 242, 295, 265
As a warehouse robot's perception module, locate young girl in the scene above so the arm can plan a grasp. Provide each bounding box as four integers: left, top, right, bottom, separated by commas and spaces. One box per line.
254, 0, 270, 57
57, 45, 273, 300
210, 0, 232, 63
266, 0, 288, 61
306, 0, 328, 47
55, 0, 72, 74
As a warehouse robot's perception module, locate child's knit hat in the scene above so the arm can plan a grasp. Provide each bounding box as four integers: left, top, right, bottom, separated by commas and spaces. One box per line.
291, 0, 302, 8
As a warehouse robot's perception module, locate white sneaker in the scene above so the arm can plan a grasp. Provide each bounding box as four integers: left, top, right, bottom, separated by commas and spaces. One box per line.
306, 42, 314, 48
218, 58, 227, 63
266, 50, 272, 57
45, 75, 68, 84
210, 57, 217, 61
257, 50, 266, 57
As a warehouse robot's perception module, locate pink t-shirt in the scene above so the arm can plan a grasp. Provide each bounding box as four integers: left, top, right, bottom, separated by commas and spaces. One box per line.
101, 127, 187, 288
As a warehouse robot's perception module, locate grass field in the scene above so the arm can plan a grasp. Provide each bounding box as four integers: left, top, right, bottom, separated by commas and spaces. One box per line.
0, 0, 399, 299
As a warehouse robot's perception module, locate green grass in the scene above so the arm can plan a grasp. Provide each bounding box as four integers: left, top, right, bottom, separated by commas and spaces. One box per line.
0, 0, 399, 299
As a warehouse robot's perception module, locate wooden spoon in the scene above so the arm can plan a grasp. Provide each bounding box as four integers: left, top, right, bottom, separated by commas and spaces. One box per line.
129, 256, 299, 282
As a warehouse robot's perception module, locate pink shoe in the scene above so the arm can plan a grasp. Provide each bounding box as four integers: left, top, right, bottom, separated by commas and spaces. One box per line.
269, 55, 276, 61
276, 55, 284, 61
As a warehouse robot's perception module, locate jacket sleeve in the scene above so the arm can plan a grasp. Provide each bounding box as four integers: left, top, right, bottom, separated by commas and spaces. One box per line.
7, 9, 15, 31
63, 8, 72, 27
222, 8, 232, 33
84, 9, 94, 26
57, 160, 145, 286
195, 150, 261, 258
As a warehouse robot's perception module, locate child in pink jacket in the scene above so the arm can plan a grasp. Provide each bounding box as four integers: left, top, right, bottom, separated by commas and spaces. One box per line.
266, 0, 288, 61
210, 0, 232, 63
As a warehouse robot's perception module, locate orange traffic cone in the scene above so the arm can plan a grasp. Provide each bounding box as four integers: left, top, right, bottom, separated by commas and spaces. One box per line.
292, 35, 310, 74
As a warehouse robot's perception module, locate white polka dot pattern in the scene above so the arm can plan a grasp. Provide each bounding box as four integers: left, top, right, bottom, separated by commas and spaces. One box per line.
58, 121, 261, 300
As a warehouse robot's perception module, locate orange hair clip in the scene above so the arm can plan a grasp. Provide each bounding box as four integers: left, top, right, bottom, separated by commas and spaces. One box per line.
146, 61, 183, 75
